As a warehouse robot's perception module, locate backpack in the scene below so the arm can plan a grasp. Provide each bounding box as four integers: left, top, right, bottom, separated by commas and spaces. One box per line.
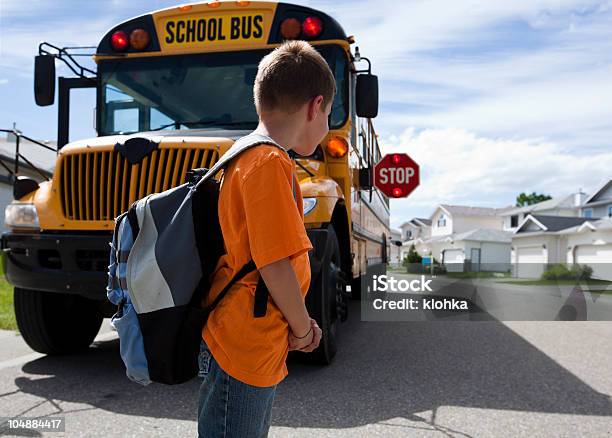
106, 133, 295, 385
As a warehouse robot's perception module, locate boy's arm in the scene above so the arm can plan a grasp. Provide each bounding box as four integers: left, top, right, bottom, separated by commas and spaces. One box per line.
259, 257, 310, 338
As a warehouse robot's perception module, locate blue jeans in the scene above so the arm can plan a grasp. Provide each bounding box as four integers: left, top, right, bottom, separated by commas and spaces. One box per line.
197, 339, 277, 438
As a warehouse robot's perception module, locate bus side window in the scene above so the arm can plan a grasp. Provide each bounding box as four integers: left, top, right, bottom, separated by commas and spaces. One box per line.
359, 128, 368, 165
349, 70, 357, 148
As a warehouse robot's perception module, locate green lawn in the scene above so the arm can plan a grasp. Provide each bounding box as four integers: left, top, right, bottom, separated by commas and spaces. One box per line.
0, 253, 17, 330
496, 278, 612, 295
446, 271, 511, 279
497, 278, 612, 286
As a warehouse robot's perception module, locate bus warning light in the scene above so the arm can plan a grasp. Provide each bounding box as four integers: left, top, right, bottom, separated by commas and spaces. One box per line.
326, 137, 348, 158
130, 29, 150, 50
302, 16, 323, 39
280, 18, 302, 40
110, 31, 129, 51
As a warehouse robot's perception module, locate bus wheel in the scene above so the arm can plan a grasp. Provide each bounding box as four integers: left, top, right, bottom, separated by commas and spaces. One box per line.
301, 224, 346, 365
14, 288, 103, 355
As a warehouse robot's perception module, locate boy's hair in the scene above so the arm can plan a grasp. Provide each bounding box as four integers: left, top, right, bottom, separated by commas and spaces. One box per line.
254, 40, 336, 114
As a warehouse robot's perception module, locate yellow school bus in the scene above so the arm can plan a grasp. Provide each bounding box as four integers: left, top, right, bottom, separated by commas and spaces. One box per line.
1, 1, 390, 364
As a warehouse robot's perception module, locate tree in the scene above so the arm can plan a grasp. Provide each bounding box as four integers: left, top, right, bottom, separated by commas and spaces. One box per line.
516, 192, 552, 207
403, 244, 423, 273
403, 244, 422, 266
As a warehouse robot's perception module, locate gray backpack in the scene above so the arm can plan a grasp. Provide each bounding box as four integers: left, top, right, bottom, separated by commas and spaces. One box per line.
107, 133, 294, 385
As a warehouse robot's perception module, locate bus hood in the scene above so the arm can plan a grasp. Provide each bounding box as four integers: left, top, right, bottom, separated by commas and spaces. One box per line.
59, 129, 252, 154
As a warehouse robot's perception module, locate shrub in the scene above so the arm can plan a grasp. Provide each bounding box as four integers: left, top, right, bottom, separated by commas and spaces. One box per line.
541, 263, 593, 281
569, 264, 593, 280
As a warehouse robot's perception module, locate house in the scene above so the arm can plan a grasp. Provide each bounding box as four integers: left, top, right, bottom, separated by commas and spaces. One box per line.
399, 218, 432, 261
511, 214, 591, 278
404, 204, 514, 272
0, 133, 56, 232
430, 204, 509, 237
434, 228, 513, 272
501, 190, 587, 231
580, 179, 612, 219
399, 218, 431, 242
510, 180, 612, 279
561, 217, 612, 280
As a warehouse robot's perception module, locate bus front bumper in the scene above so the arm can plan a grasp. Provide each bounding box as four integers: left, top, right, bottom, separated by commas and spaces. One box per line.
1, 231, 111, 300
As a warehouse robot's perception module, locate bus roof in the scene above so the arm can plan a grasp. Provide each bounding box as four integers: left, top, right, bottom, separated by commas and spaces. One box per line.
95, 2, 348, 58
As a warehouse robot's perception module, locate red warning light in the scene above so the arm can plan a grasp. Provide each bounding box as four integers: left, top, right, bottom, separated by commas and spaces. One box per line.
110, 31, 129, 51
392, 154, 401, 165
392, 187, 403, 197
302, 16, 323, 39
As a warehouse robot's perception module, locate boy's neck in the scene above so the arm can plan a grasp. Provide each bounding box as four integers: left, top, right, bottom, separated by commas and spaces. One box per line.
253, 116, 303, 152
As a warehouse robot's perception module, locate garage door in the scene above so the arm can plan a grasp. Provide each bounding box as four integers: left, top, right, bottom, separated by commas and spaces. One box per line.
443, 249, 464, 272
516, 246, 545, 279
575, 244, 612, 281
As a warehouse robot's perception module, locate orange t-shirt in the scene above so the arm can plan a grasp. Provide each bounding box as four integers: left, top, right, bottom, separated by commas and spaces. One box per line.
201, 143, 312, 387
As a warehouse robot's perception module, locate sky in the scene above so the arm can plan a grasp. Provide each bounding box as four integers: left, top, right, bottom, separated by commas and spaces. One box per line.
1, 0, 611, 229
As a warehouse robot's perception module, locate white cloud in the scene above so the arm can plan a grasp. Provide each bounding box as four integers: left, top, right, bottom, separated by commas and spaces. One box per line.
384, 127, 612, 228
304, 0, 612, 148
0, 79, 8, 85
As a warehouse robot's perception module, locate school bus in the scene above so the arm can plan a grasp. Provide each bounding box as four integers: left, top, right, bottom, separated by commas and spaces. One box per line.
1, 1, 390, 365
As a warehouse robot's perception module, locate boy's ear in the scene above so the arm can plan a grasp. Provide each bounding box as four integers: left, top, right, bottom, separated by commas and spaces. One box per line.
307, 95, 324, 121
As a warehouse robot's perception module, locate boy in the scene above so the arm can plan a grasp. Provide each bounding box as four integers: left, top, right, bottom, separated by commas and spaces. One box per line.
197, 40, 337, 437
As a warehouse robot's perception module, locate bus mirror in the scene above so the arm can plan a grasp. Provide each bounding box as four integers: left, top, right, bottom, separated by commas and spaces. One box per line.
34, 55, 56, 106
356, 74, 378, 118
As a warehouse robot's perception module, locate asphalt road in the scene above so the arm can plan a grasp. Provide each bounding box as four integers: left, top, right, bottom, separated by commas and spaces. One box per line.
0, 276, 611, 437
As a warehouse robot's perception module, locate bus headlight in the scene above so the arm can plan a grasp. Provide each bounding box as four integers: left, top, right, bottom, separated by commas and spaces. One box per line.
303, 198, 317, 216
5, 202, 40, 228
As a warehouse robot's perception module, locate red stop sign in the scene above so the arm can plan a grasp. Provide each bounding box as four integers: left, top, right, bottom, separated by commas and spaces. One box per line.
374, 153, 420, 198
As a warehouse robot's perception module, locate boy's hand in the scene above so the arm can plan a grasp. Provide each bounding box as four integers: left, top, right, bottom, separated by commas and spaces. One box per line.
288, 318, 322, 352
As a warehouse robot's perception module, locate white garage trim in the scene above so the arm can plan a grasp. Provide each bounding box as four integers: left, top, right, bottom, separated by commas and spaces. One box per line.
516, 246, 546, 279
443, 248, 464, 272
575, 244, 612, 281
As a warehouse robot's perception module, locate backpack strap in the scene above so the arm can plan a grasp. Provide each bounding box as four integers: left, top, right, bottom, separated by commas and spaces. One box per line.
203, 259, 257, 317
193, 133, 287, 191
126, 205, 140, 241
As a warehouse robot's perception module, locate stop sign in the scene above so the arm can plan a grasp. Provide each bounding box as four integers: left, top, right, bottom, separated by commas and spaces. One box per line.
374, 153, 420, 198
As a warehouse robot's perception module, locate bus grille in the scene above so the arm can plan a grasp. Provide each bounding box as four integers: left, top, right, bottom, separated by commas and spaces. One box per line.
59, 147, 219, 221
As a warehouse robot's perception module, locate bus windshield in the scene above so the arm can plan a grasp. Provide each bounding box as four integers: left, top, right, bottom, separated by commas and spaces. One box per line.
99, 45, 348, 136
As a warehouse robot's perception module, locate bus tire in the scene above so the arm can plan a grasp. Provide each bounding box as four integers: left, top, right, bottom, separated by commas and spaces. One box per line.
299, 224, 345, 365
14, 288, 103, 355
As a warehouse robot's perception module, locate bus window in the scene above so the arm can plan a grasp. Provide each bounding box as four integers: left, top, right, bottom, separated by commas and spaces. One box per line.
99, 45, 348, 135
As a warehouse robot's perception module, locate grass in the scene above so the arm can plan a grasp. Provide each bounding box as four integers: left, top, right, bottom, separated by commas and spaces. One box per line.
497, 278, 612, 286
446, 271, 510, 279
0, 252, 17, 330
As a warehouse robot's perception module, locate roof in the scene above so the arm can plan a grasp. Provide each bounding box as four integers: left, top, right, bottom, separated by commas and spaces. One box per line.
558, 217, 612, 234
436, 204, 511, 218
399, 217, 432, 229
414, 217, 432, 226
503, 193, 585, 216
452, 228, 513, 243
0, 137, 57, 173
584, 179, 612, 205
516, 214, 591, 233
